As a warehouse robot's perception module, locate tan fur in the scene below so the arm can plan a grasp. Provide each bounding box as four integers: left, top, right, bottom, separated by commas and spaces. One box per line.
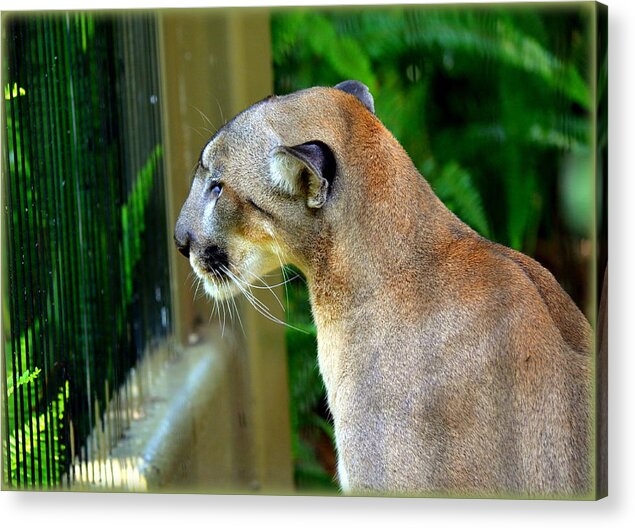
175, 83, 592, 497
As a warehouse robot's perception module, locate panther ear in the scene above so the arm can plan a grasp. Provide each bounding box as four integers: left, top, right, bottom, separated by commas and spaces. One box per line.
334, 80, 375, 114
270, 141, 336, 209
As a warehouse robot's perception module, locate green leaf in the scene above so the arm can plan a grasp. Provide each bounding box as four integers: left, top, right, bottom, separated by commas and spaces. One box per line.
429, 161, 491, 238
6, 367, 41, 397
4, 82, 26, 100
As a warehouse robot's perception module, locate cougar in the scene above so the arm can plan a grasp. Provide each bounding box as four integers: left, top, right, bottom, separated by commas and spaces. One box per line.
174, 80, 592, 498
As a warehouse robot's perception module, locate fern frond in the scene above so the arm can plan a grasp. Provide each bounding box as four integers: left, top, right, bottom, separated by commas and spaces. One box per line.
428, 161, 491, 238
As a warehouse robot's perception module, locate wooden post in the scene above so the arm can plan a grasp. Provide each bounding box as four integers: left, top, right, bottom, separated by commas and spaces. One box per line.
158, 7, 294, 493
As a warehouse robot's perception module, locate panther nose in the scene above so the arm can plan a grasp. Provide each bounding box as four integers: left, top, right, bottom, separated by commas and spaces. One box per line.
174, 223, 193, 259
176, 239, 190, 259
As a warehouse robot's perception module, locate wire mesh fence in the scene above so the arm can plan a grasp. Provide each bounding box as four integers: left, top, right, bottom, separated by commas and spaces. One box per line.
2, 11, 173, 489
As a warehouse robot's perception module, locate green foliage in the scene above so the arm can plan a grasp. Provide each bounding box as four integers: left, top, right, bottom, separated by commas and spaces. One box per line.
284, 271, 337, 491
4, 82, 27, 100
272, 4, 593, 491
121, 144, 164, 301
3, 315, 69, 485
6, 367, 41, 398
3, 134, 163, 487
3, 13, 167, 488
425, 160, 491, 238
273, 5, 591, 249
5, 373, 69, 485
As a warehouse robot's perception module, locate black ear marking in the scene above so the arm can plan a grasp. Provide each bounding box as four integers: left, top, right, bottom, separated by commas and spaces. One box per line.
273, 140, 336, 209
334, 80, 375, 114
279, 141, 336, 185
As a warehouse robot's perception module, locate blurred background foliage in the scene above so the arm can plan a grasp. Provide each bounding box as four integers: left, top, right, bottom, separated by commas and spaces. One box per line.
270, 4, 597, 492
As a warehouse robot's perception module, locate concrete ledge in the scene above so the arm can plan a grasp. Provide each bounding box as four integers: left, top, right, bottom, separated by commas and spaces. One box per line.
122, 344, 231, 491
70, 340, 248, 493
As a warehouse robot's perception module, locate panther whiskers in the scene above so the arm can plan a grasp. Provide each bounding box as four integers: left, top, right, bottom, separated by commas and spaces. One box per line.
220, 264, 306, 333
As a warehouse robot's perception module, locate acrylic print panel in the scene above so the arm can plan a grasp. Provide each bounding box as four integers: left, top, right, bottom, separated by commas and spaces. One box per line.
1, 1, 607, 500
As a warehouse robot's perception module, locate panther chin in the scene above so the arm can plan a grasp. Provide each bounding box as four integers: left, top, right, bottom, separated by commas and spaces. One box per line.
190, 257, 242, 301
202, 276, 242, 300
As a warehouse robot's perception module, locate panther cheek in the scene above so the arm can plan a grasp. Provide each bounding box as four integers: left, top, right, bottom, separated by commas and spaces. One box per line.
203, 198, 217, 224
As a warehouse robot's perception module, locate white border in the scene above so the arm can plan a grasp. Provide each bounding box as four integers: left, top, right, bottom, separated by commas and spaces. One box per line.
2, 1, 633, 527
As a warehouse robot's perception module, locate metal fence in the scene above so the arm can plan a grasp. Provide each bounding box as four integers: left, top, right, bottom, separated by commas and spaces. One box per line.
2, 11, 173, 489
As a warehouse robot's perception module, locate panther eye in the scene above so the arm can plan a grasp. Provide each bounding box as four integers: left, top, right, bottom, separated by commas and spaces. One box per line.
209, 182, 223, 199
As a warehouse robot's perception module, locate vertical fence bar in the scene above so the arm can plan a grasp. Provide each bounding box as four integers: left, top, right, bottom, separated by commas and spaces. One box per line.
54, 14, 82, 484
28, 20, 51, 486
43, 14, 74, 485
34, 15, 62, 487
2, 45, 19, 486
3, 10, 172, 490
23, 16, 50, 488
7, 23, 34, 486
